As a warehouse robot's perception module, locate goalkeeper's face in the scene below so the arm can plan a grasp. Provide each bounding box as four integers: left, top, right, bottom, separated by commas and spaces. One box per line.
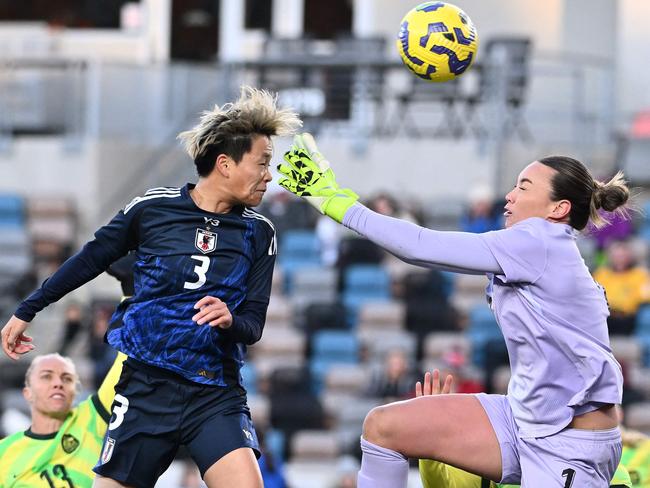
229, 134, 273, 207
504, 161, 564, 228
24, 356, 78, 419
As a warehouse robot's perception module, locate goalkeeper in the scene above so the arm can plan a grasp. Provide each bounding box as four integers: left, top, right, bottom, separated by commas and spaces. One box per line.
278, 134, 628, 487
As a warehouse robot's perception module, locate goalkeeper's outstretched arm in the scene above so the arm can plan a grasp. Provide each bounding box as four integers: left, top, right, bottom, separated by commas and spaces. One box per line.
278, 134, 503, 275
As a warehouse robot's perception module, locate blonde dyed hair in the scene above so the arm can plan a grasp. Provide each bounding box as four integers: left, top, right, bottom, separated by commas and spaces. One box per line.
177, 86, 302, 175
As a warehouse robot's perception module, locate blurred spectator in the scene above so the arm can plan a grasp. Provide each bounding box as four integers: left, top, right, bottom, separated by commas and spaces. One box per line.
619, 360, 646, 409
179, 459, 204, 488
316, 215, 349, 266
58, 302, 85, 355
402, 270, 458, 360
106, 252, 137, 296
366, 348, 420, 401
257, 429, 288, 488
587, 210, 634, 256
439, 347, 484, 394
593, 240, 650, 335
256, 188, 317, 239
459, 186, 502, 234
481, 337, 509, 394
89, 305, 118, 389
331, 455, 359, 488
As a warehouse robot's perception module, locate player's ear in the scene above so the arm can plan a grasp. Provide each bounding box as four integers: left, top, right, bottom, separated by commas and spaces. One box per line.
214, 154, 231, 177
23, 386, 33, 404
550, 199, 571, 220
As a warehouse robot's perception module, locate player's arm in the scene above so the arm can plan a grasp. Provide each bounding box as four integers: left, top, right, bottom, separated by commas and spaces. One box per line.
2, 209, 140, 359
226, 220, 276, 345
14, 209, 139, 322
192, 220, 276, 345
95, 352, 128, 414
278, 134, 503, 275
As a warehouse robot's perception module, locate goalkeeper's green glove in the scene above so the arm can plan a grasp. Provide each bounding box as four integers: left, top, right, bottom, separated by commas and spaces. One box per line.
277, 133, 358, 223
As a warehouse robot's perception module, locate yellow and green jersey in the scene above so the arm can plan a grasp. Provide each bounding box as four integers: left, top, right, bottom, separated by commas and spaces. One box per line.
622, 438, 650, 487
0, 353, 126, 488
419, 458, 632, 488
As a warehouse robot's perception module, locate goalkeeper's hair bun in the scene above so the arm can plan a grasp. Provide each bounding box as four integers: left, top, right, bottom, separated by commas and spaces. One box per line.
538, 156, 630, 230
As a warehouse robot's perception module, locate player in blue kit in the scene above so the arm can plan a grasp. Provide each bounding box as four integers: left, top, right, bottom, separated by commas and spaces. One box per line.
1, 86, 302, 488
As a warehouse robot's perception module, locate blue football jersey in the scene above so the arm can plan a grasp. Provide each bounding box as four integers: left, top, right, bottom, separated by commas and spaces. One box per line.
16, 184, 277, 386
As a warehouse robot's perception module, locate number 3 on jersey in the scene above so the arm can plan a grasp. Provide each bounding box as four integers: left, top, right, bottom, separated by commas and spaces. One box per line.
184, 255, 210, 290
108, 394, 130, 431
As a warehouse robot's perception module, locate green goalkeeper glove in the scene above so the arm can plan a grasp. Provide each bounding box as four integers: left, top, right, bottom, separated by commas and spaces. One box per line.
278, 133, 358, 223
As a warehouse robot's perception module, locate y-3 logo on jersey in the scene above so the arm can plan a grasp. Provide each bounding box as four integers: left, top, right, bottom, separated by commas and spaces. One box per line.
195, 229, 217, 254
203, 217, 220, 228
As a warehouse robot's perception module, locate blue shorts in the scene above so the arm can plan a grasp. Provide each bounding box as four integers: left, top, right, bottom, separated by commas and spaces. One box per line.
476, 393, 622, 487
93, 358, 260, 488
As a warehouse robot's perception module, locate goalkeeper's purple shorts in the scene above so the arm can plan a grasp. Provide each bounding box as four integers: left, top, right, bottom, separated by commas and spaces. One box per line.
476, 393, 621, 487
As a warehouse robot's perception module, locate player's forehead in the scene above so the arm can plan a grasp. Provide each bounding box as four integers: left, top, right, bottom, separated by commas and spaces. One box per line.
516, 161, 555, 185
250, 134, 272, 155
32, 356, 76, 376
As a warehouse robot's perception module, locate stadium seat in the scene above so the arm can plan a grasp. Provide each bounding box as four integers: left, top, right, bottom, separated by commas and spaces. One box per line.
0, 228, 33, 297
289, 266, 337, 312
466, 304, 504, 367
278, 230, 322, 292
610, 336, 643, 368
290, 430, 340, 461
311, 330, 360, 393
423, 331, 471, 362
240, 362, 258, 395
356, 300, 405, 332
264, 296, 294, 328
624, 401, 650, 434
312, 330, 359, 361
323, 363, 370, 396
635, 305, 650, 367
342, 264, 392, 326
0, 193, 25, 228
358, 329, 417, 362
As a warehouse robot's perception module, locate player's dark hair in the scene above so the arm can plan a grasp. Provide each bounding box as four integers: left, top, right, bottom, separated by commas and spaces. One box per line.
538, 156, 630, 230
178, 86, 302, 177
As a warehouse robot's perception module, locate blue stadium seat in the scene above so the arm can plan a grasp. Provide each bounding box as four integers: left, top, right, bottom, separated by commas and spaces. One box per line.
0, 194, 25, 229
240, 362, 257, 395
635, 305, 650, 336
278, 230, 321, 292
311, 330, 359, 393
635, 305, 650, 367
342, 264, 392, 326
466, 303, 503, 367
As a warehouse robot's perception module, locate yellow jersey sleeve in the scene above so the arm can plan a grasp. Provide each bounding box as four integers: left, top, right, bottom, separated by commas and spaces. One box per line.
96, 352, 127, 413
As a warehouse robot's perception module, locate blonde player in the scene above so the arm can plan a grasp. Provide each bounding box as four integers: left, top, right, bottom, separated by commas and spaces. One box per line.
0, 352, 126, 487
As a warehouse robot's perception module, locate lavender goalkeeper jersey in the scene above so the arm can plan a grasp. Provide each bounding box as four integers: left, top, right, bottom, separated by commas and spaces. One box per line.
344, 205, 623, 438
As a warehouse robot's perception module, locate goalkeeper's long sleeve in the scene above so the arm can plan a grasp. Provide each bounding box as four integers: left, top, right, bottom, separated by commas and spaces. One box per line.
342, 203, 503, 275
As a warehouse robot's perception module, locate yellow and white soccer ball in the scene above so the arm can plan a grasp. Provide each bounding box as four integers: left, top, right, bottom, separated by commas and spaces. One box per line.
397, 2, 479, 82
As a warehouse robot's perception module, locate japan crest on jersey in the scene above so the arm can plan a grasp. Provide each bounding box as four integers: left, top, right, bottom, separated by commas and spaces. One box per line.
101, 437, 115, 464
195, 228, 217, 254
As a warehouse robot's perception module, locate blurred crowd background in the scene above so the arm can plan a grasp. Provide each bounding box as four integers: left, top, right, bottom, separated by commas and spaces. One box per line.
1, 1, 650, 486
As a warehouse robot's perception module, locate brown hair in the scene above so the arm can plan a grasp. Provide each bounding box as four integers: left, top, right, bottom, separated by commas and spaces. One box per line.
538, 156, 630, 230
177, 86, 302, 177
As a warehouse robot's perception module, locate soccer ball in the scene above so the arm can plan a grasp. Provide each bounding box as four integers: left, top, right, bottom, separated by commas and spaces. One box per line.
396, 2, 479, 82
